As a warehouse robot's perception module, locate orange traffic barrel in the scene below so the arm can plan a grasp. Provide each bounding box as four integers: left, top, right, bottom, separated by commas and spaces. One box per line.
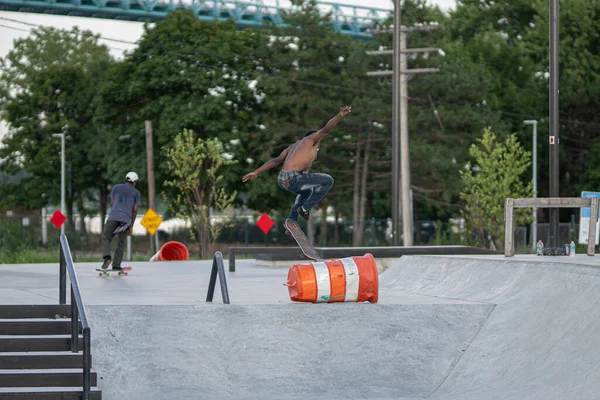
284, 253, 378, 303
149, 241, 189, 261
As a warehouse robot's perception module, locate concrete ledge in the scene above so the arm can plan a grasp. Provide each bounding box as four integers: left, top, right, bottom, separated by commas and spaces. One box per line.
255, 257, 400, 274
228, 245, 500, 271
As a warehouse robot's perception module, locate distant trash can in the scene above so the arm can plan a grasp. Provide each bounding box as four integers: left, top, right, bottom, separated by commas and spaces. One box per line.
149, 241, 189, 261
284, 253, 378, 303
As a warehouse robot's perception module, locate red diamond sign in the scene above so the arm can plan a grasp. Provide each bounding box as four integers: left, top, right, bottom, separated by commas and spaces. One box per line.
50, 210, 66, 229
256, 212, 274, 234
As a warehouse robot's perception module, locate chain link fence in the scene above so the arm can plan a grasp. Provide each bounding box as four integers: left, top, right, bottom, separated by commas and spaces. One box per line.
1, 213, 583, 262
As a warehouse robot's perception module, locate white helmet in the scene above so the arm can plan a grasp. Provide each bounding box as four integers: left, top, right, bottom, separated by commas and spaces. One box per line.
126, 171, 138, 182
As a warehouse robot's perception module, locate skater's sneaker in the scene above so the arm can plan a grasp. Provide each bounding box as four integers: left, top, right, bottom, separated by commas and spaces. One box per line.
112, 266, 123, 272
100, 258, 111, 270
298, 207, 311, 220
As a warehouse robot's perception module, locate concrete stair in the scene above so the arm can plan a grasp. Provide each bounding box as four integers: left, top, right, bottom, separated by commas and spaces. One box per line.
0, 305, 102, 399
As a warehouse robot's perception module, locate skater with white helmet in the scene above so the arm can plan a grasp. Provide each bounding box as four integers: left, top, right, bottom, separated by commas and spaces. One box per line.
100, 172, 141, 271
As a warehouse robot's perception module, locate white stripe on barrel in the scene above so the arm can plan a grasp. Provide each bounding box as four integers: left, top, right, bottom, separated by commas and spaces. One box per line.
340, 257, 360, 302
312, 262, 331, 303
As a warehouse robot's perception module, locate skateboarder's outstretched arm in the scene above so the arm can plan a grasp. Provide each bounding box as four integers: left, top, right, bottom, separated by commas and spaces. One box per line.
311, 106, 351, 143
242, 147, 289, 182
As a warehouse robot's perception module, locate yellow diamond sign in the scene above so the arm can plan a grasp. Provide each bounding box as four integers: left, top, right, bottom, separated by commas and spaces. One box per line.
141, 208, 163, 236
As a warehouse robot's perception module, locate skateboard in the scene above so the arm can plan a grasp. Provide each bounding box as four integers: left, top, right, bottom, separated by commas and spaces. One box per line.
96, 267, 132, 277
284, 219, 322, 261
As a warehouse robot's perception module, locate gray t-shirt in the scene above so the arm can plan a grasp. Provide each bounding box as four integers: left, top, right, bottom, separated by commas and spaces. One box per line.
108, 183, 141, 223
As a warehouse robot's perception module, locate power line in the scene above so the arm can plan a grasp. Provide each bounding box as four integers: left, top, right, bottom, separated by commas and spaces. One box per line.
2, 16, 600, 129
0, 15, 138, 45
0, 18, 130, 52
0, 15, 377, 70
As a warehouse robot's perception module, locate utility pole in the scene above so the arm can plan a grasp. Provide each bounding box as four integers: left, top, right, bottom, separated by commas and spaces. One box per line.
145, 120, 159, 253
391, 0, 401, 247
549, 0, 560, 248
367, 19, 440, 246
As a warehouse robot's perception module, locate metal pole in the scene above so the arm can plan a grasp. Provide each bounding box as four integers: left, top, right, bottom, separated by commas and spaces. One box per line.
206, 256, 218, 302
216, 252, 230, 304
59, 242, 66, 305
83, 328, 91, 400
533, 121, 538, 248
52, 133, 66, 236
400, 29, 413, 246
524, 120, 538, 251
41, 208, 47, 245
70, 285, 78, 353
145, 120, 156, 253
549, 0, 560, 248
391, 0, 401, 246
60, 133, 65, 236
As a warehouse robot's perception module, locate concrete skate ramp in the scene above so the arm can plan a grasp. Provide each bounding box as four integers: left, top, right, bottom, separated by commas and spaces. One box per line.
88, 303, 493, 400
379, 256, 600, 400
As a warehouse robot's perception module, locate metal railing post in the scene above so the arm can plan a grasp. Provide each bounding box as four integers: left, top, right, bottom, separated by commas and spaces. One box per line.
206, 251, 230, 304
59, 244, 67, 305
588, 197, 599, 256
504, 198, 515, 257
216, 252, 230, 304
206, 257, 218, 303
83, 328, 91, 400
59, 234, 92, 399
71, 285, 78, 353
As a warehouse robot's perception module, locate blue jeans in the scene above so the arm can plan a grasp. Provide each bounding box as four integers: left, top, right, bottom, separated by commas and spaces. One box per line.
278, 171, 334, 220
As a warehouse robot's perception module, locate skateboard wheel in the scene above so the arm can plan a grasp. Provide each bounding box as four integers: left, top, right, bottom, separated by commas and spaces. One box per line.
98, 273, 102, 277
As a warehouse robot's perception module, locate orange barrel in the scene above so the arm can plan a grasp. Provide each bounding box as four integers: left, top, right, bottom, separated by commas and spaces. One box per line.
284, 253, 378, 303
149, 241, 189, 261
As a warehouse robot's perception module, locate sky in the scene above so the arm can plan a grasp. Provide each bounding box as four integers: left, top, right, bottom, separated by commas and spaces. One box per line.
0, 0, 456, 138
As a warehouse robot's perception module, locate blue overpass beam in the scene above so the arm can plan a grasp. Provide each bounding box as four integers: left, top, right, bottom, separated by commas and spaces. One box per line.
0, 0, 390, 38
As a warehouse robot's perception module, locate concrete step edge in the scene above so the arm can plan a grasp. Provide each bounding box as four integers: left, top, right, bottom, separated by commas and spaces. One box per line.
0, 387, 101, 393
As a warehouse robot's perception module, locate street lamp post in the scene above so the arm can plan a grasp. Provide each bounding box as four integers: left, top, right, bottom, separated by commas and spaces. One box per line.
52, 132, 66, 236
524, 120, 538, 251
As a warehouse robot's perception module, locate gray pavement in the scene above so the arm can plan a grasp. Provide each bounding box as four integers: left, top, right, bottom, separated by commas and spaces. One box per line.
3, 254, 600, 399
380, 254, 600, 400
0, 258, 478, 305
0, 259, 292, 305
89, 303, 492, 400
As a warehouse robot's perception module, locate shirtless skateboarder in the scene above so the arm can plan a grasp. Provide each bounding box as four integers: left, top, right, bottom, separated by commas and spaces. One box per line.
242, 106, 351, 222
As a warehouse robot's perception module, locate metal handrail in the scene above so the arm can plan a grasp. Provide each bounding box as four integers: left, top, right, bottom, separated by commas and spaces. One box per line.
59, 234, 92, 400
206, 251, 231, 304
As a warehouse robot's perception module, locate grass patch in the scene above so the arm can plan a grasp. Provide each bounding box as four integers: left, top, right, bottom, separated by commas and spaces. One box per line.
0, 248, 60, 264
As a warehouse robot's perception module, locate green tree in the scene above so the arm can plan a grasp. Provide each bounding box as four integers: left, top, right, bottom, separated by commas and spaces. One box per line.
245, 0, 361, 214
95, 10, 269, 207
0, 27, 114, 228
449, 0, 600, 222
460, 127, 533, 249
240, 0, 397, 245
164, 129, 237, 259
521, 0, 600, 199
362, 0, 516, 229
